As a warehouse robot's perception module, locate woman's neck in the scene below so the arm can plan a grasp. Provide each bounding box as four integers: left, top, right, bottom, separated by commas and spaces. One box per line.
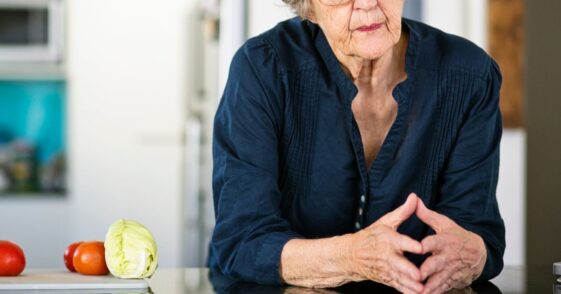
337, 32, 409, 93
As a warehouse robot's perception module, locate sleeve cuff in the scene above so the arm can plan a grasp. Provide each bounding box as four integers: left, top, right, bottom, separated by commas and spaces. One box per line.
252, 231, 302, 285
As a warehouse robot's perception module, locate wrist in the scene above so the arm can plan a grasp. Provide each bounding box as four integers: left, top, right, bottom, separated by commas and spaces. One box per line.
331, 233, 362, 282
470, 232, 488, 280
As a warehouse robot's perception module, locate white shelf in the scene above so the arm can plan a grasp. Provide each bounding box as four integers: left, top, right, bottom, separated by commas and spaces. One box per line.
0, 63, 66, 81
0, 193, 66, 199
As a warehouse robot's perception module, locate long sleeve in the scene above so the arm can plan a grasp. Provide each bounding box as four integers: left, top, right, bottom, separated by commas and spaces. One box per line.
210, 40, 299, 285
434, 59, 506, 281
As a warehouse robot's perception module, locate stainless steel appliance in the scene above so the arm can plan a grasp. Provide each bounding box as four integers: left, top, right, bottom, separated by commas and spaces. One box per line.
0, 0, 63, 63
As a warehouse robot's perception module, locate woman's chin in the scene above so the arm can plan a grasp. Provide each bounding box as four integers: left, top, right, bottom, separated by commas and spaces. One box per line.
354, 47, 390, 60
352, 38, 394, 60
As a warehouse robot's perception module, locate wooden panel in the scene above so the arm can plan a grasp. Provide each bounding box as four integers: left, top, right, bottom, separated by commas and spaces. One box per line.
488, 0, 525, 128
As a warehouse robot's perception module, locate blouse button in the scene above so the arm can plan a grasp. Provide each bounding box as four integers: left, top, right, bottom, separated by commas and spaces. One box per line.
360, 195, 365, 203
358, 208, 363, 216
355, 222, 361, 229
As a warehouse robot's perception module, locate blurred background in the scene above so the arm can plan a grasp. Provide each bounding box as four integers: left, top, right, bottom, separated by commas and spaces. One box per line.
0, 0, 558, 286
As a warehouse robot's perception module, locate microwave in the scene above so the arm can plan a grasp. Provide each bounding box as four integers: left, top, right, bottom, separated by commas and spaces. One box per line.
0, 0, 63, 63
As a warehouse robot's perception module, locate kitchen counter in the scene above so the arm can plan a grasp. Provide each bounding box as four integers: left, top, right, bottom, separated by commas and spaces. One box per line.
1, 266, 557, 293
149, 266, 556, 293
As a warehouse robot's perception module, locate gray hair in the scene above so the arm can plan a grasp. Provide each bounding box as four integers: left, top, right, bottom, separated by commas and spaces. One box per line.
282, 0, 313, 19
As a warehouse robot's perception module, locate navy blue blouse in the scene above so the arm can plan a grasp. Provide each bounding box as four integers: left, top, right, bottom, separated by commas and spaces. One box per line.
209, 17, 505, 286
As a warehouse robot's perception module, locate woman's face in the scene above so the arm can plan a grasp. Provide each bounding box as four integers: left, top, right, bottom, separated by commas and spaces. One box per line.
309, 0, 405, 60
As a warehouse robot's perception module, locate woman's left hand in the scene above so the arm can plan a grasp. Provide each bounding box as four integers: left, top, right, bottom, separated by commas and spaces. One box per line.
415, 199, 487, 294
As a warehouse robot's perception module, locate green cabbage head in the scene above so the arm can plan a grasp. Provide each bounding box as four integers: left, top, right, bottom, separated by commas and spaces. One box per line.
104, 219, 158, 278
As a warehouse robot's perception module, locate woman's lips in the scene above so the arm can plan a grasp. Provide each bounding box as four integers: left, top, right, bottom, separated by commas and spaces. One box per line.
357, 23, 383, 32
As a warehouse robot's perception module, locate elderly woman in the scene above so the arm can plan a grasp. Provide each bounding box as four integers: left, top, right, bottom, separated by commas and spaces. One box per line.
209, 0, 505, 293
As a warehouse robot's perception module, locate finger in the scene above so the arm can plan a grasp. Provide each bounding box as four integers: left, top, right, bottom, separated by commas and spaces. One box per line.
422, 269, 452, 294
393, 253, 423, 283
450, 266, 473, 289
437, 277, 454, 294
395, 271, 425, 294
394, 282, 421, 294
420, 253, 447, 281
420, 234, 443, 255
395, 233, 423, 254
381, 193, 419, 229
416, 200, 447, 233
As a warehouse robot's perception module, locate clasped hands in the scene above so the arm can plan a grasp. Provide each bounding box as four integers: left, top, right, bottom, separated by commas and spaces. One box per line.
343, 193, 487, 294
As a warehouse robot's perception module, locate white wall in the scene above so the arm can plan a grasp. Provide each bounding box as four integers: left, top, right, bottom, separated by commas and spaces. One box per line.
496, 130, 526, 266
422, 0, 487, 49
218, 0, 247, 97
247, 0, 294, 38
0, 198, 68, 268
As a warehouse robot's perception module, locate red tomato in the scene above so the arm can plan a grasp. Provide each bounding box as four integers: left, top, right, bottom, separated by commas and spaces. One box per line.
0, 240, 26, 276
73, 241, 109, 275
64, 241, 84, 272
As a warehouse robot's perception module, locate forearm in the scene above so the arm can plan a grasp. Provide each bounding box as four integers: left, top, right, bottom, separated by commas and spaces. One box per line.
279, 234, 361, 288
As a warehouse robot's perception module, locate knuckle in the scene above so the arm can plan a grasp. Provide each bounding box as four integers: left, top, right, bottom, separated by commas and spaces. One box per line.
381, 274, 392, 284
440, 252, 452, 265
443, 276, 455, 289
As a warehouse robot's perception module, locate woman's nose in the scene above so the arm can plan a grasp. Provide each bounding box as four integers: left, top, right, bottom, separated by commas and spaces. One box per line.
353, 0, 378, 10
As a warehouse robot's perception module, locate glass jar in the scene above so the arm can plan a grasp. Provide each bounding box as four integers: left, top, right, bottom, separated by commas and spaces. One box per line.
8, 140, 38, 193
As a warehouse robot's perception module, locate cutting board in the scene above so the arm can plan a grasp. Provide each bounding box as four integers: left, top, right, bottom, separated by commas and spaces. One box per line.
0, 270, 149, 291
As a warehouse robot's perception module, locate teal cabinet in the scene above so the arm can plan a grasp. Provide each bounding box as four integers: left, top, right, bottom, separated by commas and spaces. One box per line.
0, 80, 66, 195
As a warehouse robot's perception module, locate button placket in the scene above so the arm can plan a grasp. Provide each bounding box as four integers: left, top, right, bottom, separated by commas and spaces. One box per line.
355, 193, 366, 230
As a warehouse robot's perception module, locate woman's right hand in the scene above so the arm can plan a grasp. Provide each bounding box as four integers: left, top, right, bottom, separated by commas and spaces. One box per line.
342, 193, 424, 294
